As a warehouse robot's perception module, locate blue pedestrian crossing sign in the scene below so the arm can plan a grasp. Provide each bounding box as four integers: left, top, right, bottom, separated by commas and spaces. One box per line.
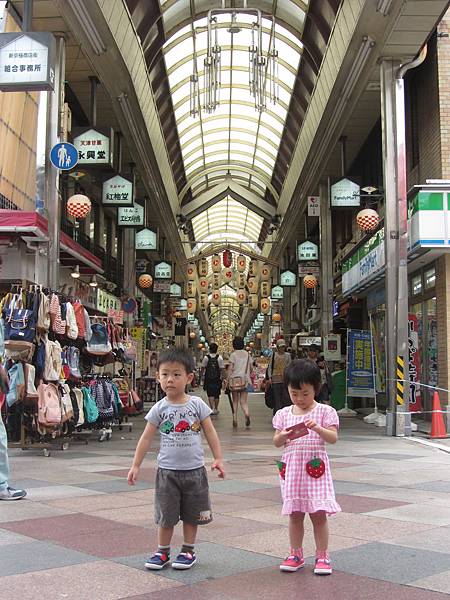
50, 142, 78, 170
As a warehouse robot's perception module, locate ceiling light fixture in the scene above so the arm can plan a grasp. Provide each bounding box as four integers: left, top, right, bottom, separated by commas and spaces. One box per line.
376, 0, 394, 16
89, 274, 98, 288
66, 0, 107, 56
190, 8, 279, 116
70, 265, 80, 279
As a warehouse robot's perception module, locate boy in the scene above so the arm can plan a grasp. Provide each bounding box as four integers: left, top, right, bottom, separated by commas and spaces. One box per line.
127, 348, 225, 571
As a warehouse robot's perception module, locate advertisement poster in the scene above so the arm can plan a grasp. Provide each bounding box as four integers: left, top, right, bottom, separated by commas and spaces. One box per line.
408, 313, 422, 412
346, 330, 375, 397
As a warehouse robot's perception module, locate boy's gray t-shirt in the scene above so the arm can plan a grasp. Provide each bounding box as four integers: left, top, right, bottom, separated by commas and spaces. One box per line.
145, 395, 212, 470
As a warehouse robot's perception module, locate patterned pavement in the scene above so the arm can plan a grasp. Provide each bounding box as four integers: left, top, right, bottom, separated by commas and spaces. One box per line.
1, 393, 450, 599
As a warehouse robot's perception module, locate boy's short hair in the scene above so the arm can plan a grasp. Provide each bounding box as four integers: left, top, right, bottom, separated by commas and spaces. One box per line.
157, 348, 195, 374
284, 359, 321, 392
232, 336, 245, 350
209, 342, 218, 353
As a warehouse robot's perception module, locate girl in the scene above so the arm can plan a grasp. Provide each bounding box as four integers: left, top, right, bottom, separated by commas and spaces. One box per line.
273, 359, 340, 576
228, 336, 252, 428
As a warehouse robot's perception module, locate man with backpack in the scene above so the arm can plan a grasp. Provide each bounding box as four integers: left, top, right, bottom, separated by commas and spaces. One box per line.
201, 343, 224, 415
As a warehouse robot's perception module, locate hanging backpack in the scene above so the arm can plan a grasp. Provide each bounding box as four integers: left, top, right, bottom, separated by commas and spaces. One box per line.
3, 294, 37, 343
92, 379, 115, 420
67, 346, 81, 379
37, 382, 62, 427
43, 338, 62, 381
59, 383, 74, 423
37, 291, 50, 332
86, 322, 112, 356
82, 386, 99, 423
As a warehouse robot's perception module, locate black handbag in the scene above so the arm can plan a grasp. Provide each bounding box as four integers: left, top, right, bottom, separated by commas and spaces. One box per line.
264, 383, 274, 409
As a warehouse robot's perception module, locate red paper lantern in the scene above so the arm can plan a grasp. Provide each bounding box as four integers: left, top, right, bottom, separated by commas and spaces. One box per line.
272, 313, 282, 323
303, 274, 317, 288
67, 194, 91, 220
138, 274, 153, 288
223, 249, 232, 267
356, 208, 380, 232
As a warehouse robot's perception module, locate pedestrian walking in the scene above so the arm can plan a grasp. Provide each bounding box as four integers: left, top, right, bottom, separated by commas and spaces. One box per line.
273, 359, 340, 575
200, 343, 224, 415
0, 409, 27, 500
267, 339, 292, 414
128, 348, 225, 571
228, 336, 252, 428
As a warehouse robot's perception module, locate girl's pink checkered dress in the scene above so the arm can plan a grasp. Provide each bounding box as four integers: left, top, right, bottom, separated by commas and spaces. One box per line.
273, 403, 341, 515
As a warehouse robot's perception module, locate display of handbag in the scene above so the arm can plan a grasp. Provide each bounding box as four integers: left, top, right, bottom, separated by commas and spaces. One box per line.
228, 353, 250, 392
86, 322, 112, 356
3, 294, 37, 343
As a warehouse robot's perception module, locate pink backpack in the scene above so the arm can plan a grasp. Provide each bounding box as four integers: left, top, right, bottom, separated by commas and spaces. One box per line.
37, 383, 61, 427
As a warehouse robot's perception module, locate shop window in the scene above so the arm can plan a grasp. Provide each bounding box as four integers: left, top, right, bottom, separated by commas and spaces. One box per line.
424, 267, 436, 290
411, 273, 422, 296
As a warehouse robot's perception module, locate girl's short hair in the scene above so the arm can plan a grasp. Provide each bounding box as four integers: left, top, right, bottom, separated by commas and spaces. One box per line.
284, 359, 321, 392
157, 348, 195, 374
232, 336, 245, 350
209, 342, 218, 353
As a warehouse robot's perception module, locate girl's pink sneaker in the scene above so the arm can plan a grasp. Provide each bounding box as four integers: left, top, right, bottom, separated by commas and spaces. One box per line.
314, 550, 332, 575
280, 549, 305, 572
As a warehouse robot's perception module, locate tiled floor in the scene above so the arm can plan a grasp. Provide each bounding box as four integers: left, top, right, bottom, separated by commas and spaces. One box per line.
2, 394, 450, 599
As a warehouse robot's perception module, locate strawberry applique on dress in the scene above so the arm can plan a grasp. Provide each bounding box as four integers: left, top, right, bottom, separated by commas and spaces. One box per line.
276, 460, 286, 480
306, 458, 325, 479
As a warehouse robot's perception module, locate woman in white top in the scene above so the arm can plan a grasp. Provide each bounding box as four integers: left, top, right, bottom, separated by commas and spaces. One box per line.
228, 336, 252, 428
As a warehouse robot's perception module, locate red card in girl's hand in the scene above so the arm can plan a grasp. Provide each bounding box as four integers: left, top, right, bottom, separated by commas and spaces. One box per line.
286, 423, 309, 440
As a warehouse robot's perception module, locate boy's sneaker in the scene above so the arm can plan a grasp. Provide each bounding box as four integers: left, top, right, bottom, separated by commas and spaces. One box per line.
144, 551, 170, 570
0, 487, 27, 501
280, 553, 305, 572
314, 551, 332, 575
171, 551, 197, 570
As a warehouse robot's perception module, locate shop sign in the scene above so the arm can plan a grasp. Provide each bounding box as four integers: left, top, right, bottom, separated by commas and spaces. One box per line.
187, 313, 195, 321
298, 264, 320, 276
74, 280, 97, 310
102, 175, 133, 206
175, 317, 187, 336
280, 270, 296, 287
271, 285, 284, 299
155, 261, 172, 279
180, 298, 188, 310
0, 32, 55, 91
331, 177, 360, 207
307, 196, 320, 217
170, 283, 182, 297
135, 228, 157, 250
297, 336, 321, 347
346, 330, 375, 397
298, 241, 318, 261
332, 300, 339, 317
107, 308, 123, 324
96, 289, 121, 313
324, 333, 341, 361
342, 229, 385, 295
73, 128, 111, 165
135, 259, 148, 274
408, 314, 422, 412
153, 280, 171, 293
117, 204, 144, 227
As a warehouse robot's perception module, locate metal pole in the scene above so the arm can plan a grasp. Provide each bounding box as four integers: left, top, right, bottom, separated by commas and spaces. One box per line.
46, 37, 65, 290
320, 181, 333, 338
23, 0, 33, 31
89, 76, 98, 127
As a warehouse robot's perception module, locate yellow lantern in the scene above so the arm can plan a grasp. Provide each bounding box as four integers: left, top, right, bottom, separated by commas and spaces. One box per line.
189, 331, 196, 339
237, 254, 246, 272
67, 194, 91, 220
236, 289, 247, 305
173, 311, 182, 317
197, 343, 203, 349
187, 263, 196, 281
260, 281, 270, 298
186, 281, 196, 297
249, 293, 258, 310
260, 264, 270, 281
212, 272, 220, 289
200, 294, 208, 310
222, 267, 233, 284
256, 332, 263, 339
272, 313, 282, 323
212, 254, 221, 272
199, 277, 208, 293
247, 277, 257, 293
138, 273, 153, 288
249, 259, 259, 277
198, 258, 208, 277
236, 272, 246, 288
187, 298, 196, 314
260, 297, 271, 314
211, 290, 221, 306
303, 275, 318, 288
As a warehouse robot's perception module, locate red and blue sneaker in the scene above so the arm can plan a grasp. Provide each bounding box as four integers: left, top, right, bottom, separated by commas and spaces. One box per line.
171, 551, 197, 570
280, 550, 305, 572
144, 551, 170, 570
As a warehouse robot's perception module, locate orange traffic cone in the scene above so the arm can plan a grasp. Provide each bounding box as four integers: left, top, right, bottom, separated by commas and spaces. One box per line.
430, 391, 448, 439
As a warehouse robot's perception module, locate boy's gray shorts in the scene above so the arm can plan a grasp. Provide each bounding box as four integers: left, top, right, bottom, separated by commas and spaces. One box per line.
154, 467, 212, 527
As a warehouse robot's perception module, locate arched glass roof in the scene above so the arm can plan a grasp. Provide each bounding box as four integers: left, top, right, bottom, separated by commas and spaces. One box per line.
163, 10, 303, 244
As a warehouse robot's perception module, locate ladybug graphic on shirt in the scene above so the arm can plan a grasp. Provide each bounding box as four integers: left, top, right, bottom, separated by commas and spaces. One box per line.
306, 458, 326, 478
